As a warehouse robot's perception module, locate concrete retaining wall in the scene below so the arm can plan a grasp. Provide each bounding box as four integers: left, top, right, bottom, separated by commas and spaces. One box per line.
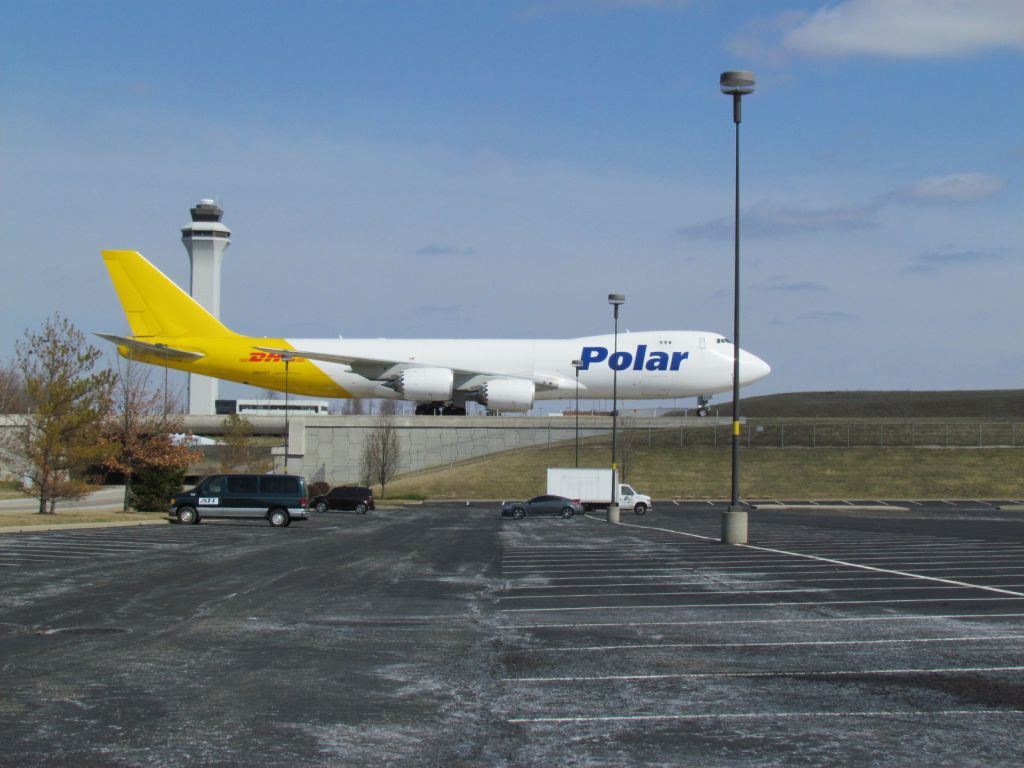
273, 416, 618, 486
0, 413, 714, 487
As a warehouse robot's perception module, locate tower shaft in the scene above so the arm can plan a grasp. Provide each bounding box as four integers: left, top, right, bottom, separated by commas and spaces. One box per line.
181, 199, 231, 415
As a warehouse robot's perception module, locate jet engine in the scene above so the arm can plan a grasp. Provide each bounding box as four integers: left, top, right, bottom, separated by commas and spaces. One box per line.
475, 378, 535, 412
393, 367, 454, 401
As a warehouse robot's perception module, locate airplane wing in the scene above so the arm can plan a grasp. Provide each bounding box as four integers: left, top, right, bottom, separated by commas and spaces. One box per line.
252, 346, 580, 392
96, 333, 205, 361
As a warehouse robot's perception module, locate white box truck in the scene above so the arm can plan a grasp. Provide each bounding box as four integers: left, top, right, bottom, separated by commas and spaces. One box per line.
546, 468, 652, 515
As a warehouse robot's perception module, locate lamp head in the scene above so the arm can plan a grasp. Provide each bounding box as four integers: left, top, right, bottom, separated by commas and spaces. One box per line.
607, 293, 625, 306
571, 359, 582, 369
720, 70, 755, 95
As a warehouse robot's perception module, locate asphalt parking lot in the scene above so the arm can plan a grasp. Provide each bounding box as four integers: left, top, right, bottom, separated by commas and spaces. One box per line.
1, 503, 1023, 766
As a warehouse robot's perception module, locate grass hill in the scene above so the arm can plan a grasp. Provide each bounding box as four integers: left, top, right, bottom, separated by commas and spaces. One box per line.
380, 390, 1024, 500
383, 441, 1024, 501
680, 390, 1024, 419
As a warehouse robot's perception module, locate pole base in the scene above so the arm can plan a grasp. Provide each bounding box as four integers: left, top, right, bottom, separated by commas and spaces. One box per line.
607, 503, 620, 523
721, 509, 748, 544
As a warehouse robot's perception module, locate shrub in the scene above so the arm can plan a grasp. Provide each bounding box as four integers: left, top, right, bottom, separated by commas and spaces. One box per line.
132, 465, 187, 512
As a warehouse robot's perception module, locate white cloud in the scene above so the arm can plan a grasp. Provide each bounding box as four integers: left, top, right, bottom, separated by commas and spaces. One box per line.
681, 171, 1005, 240
759, 279, 830, 293
772, 310, 858, 325
903, 249, 1002, 273
782, 0, 1024, 58
902, 173, 1006, 203
416, 244, 476, 257
679, 201, 879, 239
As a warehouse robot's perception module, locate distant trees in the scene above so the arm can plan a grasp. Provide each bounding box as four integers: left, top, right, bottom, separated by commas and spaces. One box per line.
330, 398, 399, 416
0, 361, 28, 414
1, 315, 116, 514
360, 411, 400, 498
342, 398, 367, 415
102, 358, 198, 512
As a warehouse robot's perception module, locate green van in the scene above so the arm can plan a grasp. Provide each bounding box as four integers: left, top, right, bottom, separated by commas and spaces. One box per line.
170, 474, 308, 527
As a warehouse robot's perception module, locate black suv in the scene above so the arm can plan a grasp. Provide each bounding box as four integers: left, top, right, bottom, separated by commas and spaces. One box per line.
310, 486, 375, 514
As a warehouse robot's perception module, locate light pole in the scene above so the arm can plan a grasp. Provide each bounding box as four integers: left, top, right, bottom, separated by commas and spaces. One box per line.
608, 293, 625, 523
720, 70, 755, 544
283, 353, 293, 474
571, 359, 582, 467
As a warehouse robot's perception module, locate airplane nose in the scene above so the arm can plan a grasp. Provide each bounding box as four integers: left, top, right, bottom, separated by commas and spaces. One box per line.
738, 350, 771, 385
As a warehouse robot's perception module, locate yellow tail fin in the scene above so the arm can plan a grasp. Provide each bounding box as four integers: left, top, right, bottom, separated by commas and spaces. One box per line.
102, 250, 237, 338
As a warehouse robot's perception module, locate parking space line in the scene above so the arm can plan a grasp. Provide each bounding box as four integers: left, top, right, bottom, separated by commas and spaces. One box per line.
516, 612, 1024, 629
0, 545, 152, 555
501, 596, 1024, 613
502, 577, 1024, 594
502, 560, 1024, 578
499, 584, 1024, 602
529, 635, 1024, 652
507, 709, 1024, 725
744, 540, 1019, 550
505, 665, 1024, 684
503, 544, 1024, 558
506, 564, 1024, 581
508, 560, 1024, 570
738, 555, 1024, 566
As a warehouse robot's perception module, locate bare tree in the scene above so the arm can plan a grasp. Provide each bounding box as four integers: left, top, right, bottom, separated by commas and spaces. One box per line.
343, 398, 366, 415
220, 413, 270, 472
1, 315, 115, 514
360, 412, 400, 498
102, 358, 198, 511
616, 419, 637, 483
0, 360, 29, 414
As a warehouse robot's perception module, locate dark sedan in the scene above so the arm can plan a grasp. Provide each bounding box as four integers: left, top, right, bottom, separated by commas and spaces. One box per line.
501, 495, 584, 520
310, 485, 375, 514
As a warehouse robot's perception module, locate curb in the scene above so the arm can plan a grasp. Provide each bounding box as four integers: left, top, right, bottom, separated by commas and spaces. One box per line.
0, 520, 169, 534
754, 504, 911, 512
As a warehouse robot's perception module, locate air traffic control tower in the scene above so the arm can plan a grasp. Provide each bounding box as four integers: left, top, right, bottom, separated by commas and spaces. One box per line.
181, 198, 231, 415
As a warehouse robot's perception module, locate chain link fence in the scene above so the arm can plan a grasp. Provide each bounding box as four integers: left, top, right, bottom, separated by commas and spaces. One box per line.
613, 419, 1023, 449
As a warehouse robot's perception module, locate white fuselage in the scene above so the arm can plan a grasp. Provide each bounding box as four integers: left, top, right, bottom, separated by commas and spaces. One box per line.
286, 330, 770, 401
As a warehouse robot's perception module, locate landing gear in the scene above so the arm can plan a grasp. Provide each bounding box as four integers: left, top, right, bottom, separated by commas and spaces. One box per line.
696, 395, 711, 418
414, 401, 467, 416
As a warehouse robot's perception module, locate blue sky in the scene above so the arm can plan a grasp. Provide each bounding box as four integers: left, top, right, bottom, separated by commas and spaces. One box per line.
2, 0, 1022, 408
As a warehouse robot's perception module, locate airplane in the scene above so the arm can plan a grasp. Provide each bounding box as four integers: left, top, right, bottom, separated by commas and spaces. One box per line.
97, 250, 770, 414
